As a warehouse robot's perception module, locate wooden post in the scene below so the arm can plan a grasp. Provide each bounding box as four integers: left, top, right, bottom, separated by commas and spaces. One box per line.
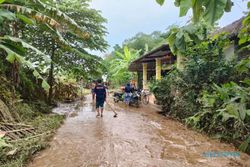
136, 72, 139, 88
142, 63, 148, 89
155, 58, 161, 80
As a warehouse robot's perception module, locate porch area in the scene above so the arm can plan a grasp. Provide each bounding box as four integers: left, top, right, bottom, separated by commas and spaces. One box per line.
129, 44, 176, 90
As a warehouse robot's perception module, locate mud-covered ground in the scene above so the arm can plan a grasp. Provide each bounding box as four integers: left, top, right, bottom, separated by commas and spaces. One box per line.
28, 95, 250, 167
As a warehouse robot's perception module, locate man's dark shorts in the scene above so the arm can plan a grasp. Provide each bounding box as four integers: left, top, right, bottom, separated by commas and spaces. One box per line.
96, 100, 104, 109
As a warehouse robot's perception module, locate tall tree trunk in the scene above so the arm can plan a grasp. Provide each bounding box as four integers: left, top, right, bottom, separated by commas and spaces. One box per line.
48, 39, 55, 105
11, 22, 20, 98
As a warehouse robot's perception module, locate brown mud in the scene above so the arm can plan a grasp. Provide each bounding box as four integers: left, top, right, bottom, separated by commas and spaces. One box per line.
28, 95, 250, 167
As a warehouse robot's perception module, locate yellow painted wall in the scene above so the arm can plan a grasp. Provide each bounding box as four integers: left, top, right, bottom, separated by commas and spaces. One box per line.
143, 63, 148, 89
155, 58, 161, 80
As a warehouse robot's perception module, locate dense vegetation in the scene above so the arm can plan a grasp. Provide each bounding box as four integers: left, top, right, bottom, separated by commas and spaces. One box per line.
104, 3, 250, 154
150, 0, 250, 153
0, 0, 249, 166
150, 33, 249, 150
104, 31, 167, 86
0, 0, 107, 166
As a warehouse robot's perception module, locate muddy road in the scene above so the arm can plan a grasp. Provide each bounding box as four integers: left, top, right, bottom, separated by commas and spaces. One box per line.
29, 95, 250, 167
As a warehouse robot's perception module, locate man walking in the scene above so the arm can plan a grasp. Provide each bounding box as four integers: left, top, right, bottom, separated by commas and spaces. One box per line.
94, 79, 106, 117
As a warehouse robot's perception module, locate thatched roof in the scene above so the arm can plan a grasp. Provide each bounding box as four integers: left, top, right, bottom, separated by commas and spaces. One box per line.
212, 17, 244, 39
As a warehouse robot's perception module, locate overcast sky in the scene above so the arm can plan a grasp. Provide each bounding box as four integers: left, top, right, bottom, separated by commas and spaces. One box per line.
89, 0, 248, 55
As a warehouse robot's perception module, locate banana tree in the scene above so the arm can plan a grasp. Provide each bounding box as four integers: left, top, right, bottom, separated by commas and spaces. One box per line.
0, 36, 50, 90
155, 0, 231, 69
0, 0, 89, 39
109, 46, 140, 85
156, 0, 233, 25
0, 0, 106, 104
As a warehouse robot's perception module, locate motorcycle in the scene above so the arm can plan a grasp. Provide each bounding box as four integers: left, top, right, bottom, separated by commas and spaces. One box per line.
113, 91, 140, 107
113, 92, 124, 103
137, 89, 150, 105
129, 91, 140, 107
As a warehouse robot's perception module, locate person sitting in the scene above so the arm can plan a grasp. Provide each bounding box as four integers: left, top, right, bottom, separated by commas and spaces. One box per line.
130, 82, 137, 93
124, 83, 132, 105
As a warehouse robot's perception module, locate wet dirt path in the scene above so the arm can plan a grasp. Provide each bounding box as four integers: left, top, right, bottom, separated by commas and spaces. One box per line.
29, 95, 250, 167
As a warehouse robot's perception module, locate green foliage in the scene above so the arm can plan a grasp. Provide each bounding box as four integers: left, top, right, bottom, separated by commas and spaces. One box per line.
0, 0, 108, 103
239, 136, 250, 153
149, 71, 176, 113
105, 46, 140, 86
155, 0, 233, 24
58, 0, 108, 51
0, 76, 15, 105
0, 36, 51, 90
0, 0, 108, 163
0, 76, 64, 166
202, 0, 229, 25
0, 101, 64, 167
15, 103, 41, 121
123, 31, 166, 55
31, 101, 52, 114
1, 0, 89, 39
31, 114, 64, 134
236, 57, 250, 75
0, 136, 12, 149
106, 31, 166, 86
0, 115, 64, 167
166, 22, 214, 55
151, 50, 235, 119
156, 0, 165, 6
151, 33, 250, 152
155, 0, 236, 56
157, 0, 249, 153
14, 100, 52, 121
53, 75, 79, 101
238, 2, 250, 46
186, 82, 250, 152
0, 137, 47, 167
1, 36, 50, 62
0, 9, 15, 23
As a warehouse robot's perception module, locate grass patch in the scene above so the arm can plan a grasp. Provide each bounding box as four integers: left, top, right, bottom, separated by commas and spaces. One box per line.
0, 102, 65, 167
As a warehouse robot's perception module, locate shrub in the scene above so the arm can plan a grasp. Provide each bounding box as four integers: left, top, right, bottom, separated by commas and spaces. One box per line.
151, 35, 250, 152
186, 82, 250, 153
